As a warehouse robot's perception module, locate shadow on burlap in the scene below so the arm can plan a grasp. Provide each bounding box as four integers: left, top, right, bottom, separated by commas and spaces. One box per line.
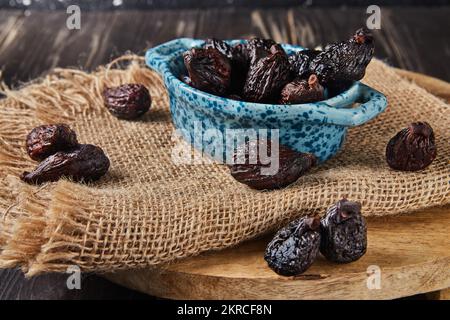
0, 56, 448, 276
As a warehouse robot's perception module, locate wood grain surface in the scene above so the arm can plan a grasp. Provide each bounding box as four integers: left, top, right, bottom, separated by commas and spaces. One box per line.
425, 288, 450, 300
106, 206, 450, 300
0, 7, 449, 300
0, 268, 151, 300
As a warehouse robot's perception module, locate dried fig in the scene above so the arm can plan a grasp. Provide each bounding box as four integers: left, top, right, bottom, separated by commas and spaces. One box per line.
183, 47, 231, 96
386, 122, 437, 171
242, 45, 291, 103
280, 74, 324, 104
21, 144, 110, 184
229, 139, 316, 190
309, 28, 374, 84
103, 84, 151, 120
320, 199, 367, 263
289, 49, 321, 78
26, 124, 78, 161
265, 217, 321, 276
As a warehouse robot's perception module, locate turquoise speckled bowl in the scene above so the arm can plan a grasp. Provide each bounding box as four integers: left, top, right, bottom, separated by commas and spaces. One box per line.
145, 38, 387, 163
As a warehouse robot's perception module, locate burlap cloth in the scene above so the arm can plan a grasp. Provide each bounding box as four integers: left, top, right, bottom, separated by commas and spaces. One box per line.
0, 56, 448, 276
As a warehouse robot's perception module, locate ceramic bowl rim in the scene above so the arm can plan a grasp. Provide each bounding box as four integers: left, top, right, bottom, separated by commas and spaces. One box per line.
146, 38, 388, 127
164, 40, 361, 108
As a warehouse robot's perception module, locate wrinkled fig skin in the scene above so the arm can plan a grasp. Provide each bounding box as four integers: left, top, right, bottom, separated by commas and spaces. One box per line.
320, 199, 367, 263
310, 28, 374, 84
280, 74, 325, 104
204, 39, 250, 94
26, 124, 78, 161
103, 84, 151, 120
265, 217, 321, 276
183, 47, 232, 96
386, 122, 437, 171
248, 38, 277, 51
21, 144, 110, 185
246, 38, 277, 65
204, 38, 234, 60
288, 49, 321, 79
229, 139, 317, 190
243, 45, 292, 103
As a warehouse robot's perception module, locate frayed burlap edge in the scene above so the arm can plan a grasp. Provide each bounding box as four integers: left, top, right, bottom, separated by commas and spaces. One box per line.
0, 56, 170, 274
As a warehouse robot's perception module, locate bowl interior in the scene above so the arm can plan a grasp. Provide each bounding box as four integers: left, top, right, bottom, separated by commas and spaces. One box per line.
168, 42, 355, 100
152, 39, 387, 129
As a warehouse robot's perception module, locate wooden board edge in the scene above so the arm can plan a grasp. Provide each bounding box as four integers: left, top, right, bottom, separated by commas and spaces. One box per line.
105, 256, 450, 300
425, 288, 450, 300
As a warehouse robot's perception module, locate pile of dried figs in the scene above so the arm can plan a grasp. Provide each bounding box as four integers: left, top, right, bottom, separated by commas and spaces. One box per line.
265, 199, 367, 276
182, 28, 374, 104
21, 124, 110, 184
386, 121, 437, 171
20, 83, 153, 185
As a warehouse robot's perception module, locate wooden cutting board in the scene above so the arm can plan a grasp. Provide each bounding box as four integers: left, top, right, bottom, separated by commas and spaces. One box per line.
106, 70, 450, 300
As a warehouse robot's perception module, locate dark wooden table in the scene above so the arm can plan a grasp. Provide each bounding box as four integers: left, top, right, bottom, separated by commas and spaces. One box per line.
0, 6, 449, 299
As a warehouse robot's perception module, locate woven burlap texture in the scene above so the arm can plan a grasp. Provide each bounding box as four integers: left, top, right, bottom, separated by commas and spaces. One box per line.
0, 56, 449, 276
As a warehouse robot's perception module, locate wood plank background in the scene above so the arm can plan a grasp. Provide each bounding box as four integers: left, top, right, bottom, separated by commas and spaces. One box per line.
0, 5, 449, 299
1, 6, 450, 87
